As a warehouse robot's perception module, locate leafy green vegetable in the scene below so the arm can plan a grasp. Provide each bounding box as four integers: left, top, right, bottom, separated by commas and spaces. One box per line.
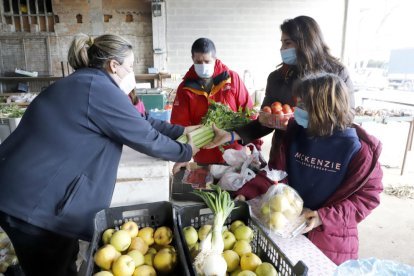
201, 100, 256, 131
0, 105, 26, 118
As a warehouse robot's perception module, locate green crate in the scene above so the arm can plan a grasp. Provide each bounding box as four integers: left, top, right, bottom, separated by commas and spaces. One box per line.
140, 93, 167, 111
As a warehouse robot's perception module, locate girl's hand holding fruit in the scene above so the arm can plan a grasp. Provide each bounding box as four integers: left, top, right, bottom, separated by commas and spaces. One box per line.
259, 101, 294, 129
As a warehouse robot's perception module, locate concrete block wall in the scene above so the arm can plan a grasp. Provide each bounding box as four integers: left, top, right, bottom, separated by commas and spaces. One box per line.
164, 0, 347, 90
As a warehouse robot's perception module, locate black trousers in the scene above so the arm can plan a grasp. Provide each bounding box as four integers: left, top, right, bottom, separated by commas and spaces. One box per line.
0, 211, 79, 276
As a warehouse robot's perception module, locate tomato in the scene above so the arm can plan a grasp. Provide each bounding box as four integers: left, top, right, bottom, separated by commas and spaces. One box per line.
282, 104, 292, 114
271, 101, 282, 109
262, 106, 272, 113
273, 110, 283, 116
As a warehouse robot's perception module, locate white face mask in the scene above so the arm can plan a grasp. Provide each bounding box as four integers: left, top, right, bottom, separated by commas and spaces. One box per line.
194, 63, 215, 78
119, 71, 136, 95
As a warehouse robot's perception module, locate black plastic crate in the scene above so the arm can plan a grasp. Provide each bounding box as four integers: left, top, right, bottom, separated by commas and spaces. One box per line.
81, 201, 190, 276
171, 168, 213, 202
175, 201, 308, 276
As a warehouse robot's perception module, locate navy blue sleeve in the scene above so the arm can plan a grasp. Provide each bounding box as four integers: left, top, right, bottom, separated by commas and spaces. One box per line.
87, 77, 192, 162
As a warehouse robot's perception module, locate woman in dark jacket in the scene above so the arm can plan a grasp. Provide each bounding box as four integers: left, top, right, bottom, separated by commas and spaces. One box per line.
0, 33, 199, 276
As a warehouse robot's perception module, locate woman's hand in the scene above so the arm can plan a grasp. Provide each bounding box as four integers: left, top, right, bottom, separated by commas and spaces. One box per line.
183, 124, 202, 135
172, 162, 190, 174
302, 209, 322, 233
203, 124, 240, 149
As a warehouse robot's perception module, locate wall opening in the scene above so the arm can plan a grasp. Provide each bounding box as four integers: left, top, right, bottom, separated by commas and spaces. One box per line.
1, 0, 55, 32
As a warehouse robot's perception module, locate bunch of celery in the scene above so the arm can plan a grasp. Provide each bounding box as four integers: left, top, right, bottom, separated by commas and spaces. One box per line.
192, 185, 236, 276
176, 101, 256, 147
176, 125, 215, 148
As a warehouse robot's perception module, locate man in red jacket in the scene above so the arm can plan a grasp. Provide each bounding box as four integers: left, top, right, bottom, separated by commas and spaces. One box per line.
171, 38, 261, 172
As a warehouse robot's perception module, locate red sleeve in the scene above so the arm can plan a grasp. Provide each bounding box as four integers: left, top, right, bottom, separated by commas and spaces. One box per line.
234, 171, 275, 200
171, 83, 192, 127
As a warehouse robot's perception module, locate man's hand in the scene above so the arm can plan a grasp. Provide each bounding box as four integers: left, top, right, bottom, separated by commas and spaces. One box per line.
302, 209, 322, 233
183, 124, 202, 135
172, 162, 190, 174
203, 124, 240, 149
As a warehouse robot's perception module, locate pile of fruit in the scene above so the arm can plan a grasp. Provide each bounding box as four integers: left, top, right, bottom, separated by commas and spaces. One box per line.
93, 221, 178, 276
260, 184, 303, 232
0, 231, 18, 273
183, 220, 279, 276
260, 101, 294, 128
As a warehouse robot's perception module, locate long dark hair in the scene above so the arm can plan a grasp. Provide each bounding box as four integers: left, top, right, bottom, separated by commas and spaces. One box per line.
280, 16, 344, 76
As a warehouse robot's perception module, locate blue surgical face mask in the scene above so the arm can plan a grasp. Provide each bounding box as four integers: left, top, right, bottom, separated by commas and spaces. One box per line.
294, 107, 308, 128
194, 63, 215, 78
280, 48, 297, 65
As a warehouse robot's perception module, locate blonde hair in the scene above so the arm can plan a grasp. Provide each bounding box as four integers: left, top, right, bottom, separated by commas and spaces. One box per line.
293, 72, 354, 136
67, 33, 133, 70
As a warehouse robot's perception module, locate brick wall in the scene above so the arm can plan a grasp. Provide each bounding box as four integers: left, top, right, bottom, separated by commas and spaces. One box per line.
0, 0, 153, 80
164, 0, 347, 90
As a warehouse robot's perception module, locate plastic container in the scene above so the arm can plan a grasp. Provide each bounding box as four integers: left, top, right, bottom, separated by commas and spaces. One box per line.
82, 201, 190, 276
148, 109, 171, 122
175, 201, 308, 276
259, 111, 293, 129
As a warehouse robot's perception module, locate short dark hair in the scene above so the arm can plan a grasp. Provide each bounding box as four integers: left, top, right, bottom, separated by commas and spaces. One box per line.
191, 38, 216, 57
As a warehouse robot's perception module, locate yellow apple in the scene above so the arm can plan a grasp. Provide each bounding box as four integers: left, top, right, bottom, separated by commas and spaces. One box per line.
147, 247, 157, 254
230, 267, 242, 276
127, 250, 145, 267
283, 187, 296, 203
120, 221, 139, 238
234, 225, 254, 241
154, 226, 173, 246
102, 228, 116, 244
222, 230, 237, 250
240, 252, 262, 271
269, 211, 288, 231
128, 236, 148, 255
255, 262, 278, 276
111, 255, 135, 276
238, 270, 257, 276
269, 194, 291, 213
144, 252, 155, 266
132, 265, 157, 276
230, 220, 245, 233
110, 230, 132, 252
197, 224, 212, 241
222, 249, 240, 272
260, 205, 271, 216
153, 247, 177, 273
232, 240, 252, 257
183, 226, 198, 246
93, 271, 114, 276
137, 227, 155, 246
93, 244, 121, 270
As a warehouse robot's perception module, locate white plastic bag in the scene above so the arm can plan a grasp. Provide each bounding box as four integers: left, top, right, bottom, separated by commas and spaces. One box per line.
216, 143, 263, 191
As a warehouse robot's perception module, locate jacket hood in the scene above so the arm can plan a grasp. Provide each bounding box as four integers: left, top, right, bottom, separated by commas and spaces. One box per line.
182, 59, 229, 80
